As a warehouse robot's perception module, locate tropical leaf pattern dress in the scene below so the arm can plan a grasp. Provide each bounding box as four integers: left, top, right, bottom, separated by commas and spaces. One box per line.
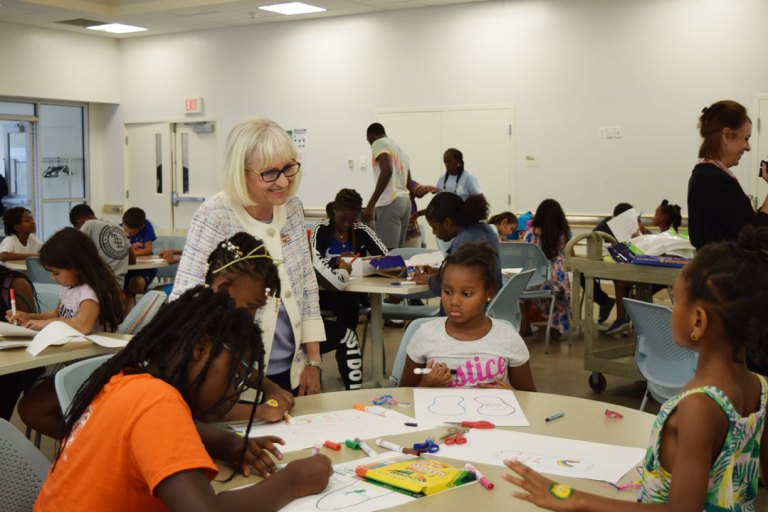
638, 375, 767, 510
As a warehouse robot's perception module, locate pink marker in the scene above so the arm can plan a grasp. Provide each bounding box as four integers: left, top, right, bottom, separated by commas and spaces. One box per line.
465, 463, 494, 490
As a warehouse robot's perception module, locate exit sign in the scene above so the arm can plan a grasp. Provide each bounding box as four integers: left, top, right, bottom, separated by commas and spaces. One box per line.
184, 97, 203, 114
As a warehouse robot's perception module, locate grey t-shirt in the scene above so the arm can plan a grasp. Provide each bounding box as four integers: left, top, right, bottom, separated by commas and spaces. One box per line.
406, 317, 529, 388
80, 218, 130, 288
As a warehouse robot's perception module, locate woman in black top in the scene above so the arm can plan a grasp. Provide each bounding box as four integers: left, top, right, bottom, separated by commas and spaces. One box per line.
688, 100, 768, 249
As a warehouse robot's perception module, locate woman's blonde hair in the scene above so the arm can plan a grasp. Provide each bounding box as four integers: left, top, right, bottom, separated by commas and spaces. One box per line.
222, 118, 300, 207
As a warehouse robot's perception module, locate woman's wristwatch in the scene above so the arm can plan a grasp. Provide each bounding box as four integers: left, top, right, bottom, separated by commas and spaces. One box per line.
305, 360, 322, 369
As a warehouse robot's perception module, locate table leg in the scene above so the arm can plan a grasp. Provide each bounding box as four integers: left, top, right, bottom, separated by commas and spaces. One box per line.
367, 292, 385, 388
572, 269, 583, 337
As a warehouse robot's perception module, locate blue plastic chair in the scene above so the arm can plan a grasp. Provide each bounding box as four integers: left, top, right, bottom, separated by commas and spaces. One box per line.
624, 298, 698, 411
389, 317, 435, 387
33, 283, 61, 313
487, 269, 535, 331
153, 235, 186, 283
119, 290, 166, 335
54, 354, 113, 416
0, 418, 50, 511
25, 257, 55, 284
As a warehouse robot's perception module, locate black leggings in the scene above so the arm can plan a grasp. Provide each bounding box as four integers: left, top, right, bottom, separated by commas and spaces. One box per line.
0, 367, 44, 420
267, 319, 363, 395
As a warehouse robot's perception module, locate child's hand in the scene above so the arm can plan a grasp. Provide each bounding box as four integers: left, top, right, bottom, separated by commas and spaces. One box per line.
23, 317, 45, 330
266, 387, 295, 411
421, 361, 452, 387
503, 459, 578, 511
257, 402, 287, 423
479, 378, 513, 390
159, 249, 179, 263
284, 455, 333, 496
238, 435, 286, 478
5, 309, 23, 325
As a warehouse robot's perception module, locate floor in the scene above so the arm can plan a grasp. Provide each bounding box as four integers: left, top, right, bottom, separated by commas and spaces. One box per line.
12, 300, 767, 507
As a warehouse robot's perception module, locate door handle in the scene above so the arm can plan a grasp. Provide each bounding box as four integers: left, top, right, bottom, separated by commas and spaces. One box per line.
172, 192, 206, 207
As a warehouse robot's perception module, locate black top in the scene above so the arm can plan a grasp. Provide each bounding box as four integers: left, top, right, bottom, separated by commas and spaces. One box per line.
310, 219, 388, 270
687, 162, 768, 249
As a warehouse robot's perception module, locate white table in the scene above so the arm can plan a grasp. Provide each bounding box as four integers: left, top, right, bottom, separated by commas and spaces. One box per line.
4, 255, 169, 272
342, 276, 431, 386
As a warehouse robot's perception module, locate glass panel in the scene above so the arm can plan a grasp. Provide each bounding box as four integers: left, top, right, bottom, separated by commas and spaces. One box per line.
42, 202, 77, 240
1, 121, 32, 208
0, 101, 34, 116
39, 105, 85, 200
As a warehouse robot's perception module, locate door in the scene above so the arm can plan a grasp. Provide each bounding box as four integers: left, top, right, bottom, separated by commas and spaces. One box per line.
125, 122, 218, 231
755, 98, 768, 207
1, 121, 33, 208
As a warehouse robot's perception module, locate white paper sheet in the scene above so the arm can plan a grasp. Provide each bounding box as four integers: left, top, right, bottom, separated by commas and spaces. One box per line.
0, 322, 37, 337
501, 267, 524, 276
413, 388, 529, 427
434, 429, 645, 483
0, 340, 31, 349
278, 452, 416, 512
23, 322, 131, 356
606, 208, 641, 242
231, 408, 432, 453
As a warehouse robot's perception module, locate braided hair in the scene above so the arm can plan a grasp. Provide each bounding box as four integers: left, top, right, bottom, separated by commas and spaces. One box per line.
681, 226, 768, 369
442, 148, 465, 192
40, 228, 124, 332
655, 199, 682, 231
204, 232, 281, 299
54, 286, 266, 481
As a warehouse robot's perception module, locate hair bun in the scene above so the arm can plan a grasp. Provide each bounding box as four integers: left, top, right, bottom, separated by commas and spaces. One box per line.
737, 226, 768, 253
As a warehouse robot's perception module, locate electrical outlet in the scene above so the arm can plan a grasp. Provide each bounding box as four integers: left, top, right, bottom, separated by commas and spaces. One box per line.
359, 156, 367, 170
606, 127, 615, 139
614, 126, 623, 139
348, 158, 355, 169
599, 127, 606, 139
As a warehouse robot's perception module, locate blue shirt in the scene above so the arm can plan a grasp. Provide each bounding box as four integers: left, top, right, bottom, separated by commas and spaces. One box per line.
126, 219, 157, 253
429, 223, 502, 297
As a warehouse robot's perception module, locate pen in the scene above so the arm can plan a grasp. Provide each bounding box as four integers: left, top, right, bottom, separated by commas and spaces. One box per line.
353, 403, 394, 417
414, 367, 457, 375
465, 463, 494, 490
355, 438, 377, 457
283, 412, 296, 425
545, 412, 565, 423
349, 253, 361, 264
390, 281, 417, 286
9, 288, 16, 322
376, 438, 421, 456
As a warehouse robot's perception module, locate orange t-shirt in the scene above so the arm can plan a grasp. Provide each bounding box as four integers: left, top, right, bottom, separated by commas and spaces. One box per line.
34, 372, 218, 512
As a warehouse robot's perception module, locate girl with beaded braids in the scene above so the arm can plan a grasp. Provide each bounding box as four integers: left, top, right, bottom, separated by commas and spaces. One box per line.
34, 286, 333, 512
505, 226, 768, 512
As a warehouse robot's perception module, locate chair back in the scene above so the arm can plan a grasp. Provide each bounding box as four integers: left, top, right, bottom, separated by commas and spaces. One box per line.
389, 317, 435, 387
487, 269, 535, 330
0, 418, 50, 511
34, 283, 61, 313
625, 298, 697, 404
54, 354, 114, 417
119, 290, 167, 335
388, 247, 441, 300
497, 243, 550, 287
25, 257, 55, 284
153, 235, 186, 280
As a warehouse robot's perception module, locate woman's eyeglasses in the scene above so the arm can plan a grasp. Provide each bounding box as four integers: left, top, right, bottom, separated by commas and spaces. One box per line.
223, 343, 253, 392
250, 162, 301, 183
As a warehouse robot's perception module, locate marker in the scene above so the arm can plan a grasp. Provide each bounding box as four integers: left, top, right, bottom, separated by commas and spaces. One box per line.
353, 403, 394, 417
355, 438, 377, 457
404, 422, 418, 427
9, 288, 16, 323
413, 367, 457, 375
349, 253, 361, 264
324, 440, 341, 451
311, 442, 322, 455
345, 439, 361, 450
283, 412, 296, 425
390, 281, 417, 286
465, 463, 494, 490
545, 412, 565, 423
376, 438, 420, 456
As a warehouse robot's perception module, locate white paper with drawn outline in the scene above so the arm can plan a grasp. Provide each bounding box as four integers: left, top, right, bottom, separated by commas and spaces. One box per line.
413, 388, 529, 427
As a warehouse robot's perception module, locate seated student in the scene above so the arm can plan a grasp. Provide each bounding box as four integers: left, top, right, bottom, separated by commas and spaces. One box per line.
400, 243, 535, 390
34, 286, 333, 511
310, 188, 388, 332
9, 228, 125, 439
520, 199, 571, 341
0, 207, 43, 261
122, 207, 158, 307
0, 267, 41, 421
504, 226, 768, 511
653, 198, 683, 233
488, 211, 518, 242
70, 204, 134, 289
413, 192, 501, 299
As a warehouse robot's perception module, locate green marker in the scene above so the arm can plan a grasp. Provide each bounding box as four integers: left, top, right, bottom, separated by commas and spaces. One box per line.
345, 439, 361, 450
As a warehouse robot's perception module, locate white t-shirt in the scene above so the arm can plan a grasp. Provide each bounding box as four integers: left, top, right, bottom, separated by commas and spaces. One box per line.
58, 282, 103, 334
406, 317, 529, 388
371, 137, 410, 207
80, 219, 130, 288
0, 234, 43, 255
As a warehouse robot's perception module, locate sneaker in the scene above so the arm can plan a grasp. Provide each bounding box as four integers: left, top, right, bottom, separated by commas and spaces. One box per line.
597, 297, 616, 324
605, 318, 630, 336
384, 319, 405, 328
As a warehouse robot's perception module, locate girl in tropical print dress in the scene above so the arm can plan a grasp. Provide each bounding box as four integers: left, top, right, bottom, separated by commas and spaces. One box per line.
503, 225, 768, 512
520, 199, 571, 341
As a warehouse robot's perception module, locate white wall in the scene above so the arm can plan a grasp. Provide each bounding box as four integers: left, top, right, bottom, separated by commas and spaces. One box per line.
0, 21, 119, 104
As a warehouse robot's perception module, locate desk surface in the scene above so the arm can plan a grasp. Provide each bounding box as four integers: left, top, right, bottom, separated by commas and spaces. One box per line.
568, 257, 680, 286
213, 388, 654, 510
343, 276, 430, 296
4, 255, 169, 273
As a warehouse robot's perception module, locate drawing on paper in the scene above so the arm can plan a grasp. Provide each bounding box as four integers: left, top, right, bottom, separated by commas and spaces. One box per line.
425, 395, 516, 417
288, 412, 365, 437
496, 450, 595, 473
316, 480, 397, 510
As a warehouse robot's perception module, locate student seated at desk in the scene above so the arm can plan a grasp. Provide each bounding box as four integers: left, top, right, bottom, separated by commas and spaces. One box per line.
34, 286, 333, 512
400, 244, 535, 391
9, 228, 124, 439
488, 211, 517, 242
504, 226, 768, 511
122, 207, 158, 310
0, 206, 43, 261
